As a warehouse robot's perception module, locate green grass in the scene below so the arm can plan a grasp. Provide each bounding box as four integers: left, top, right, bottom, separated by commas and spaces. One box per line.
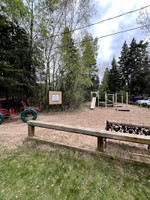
0, 144, 150, 200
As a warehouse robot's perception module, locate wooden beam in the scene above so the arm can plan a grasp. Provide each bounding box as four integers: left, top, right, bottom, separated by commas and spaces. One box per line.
97, 137, 104, 152
130, 153, 150, 158
28, 125, 35, 137
27, 136, 148, 164
27, 120, 150, 145
116, 108, 130, 111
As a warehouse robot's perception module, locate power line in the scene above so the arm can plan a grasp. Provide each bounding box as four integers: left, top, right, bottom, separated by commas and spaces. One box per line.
54, 24, 149, 50
97, 25, 147, 40
51, 4, 150, 38
72, 5, 150, 32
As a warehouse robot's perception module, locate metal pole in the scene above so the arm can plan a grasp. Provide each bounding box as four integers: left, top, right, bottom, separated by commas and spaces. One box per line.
115, 93, 117, 105
122, 94, 123, 105
105, 93, 107, 108
113, 94, 114, 105
126, 92, 128, 108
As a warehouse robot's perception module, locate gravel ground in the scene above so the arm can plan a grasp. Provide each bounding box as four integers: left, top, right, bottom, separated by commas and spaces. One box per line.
0, 103, 150, 163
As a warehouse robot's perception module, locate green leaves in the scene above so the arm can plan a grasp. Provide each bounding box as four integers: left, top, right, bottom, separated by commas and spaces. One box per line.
108, 57, 120, 93
103, 38, 150, 96
119, 38, 150, 95
1, 0, 28, 23
0, 14, 34, 98
59, 27, 97, 107
81, 34, 99, 92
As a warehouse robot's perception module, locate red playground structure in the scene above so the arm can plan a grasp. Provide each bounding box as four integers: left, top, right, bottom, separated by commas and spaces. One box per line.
21, 101, 39, 114
0, 101, 39, 124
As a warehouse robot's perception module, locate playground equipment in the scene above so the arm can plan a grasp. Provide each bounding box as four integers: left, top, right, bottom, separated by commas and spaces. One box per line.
98, 93, 115, 107
114, 93, 125, 107
90, 91, 130, 111
90, 92, 99, 109
105, 93, 114, 108
0, 101, 38, 124
90, 97, 96, 109
115, 92, 130, 111
105, 92, 130, 111
21, 101, 39, 114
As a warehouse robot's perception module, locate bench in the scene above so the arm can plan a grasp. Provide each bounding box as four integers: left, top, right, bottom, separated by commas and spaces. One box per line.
27, 120, 150, 152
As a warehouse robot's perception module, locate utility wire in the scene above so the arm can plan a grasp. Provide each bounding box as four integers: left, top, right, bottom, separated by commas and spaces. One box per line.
71, 5, 150, 32
53, 24, 149, 50
96, 25, 147, 40
50, 4, 150, 38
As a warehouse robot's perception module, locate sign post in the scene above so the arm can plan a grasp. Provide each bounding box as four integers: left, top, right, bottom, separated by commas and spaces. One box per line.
49, 91, 62, 105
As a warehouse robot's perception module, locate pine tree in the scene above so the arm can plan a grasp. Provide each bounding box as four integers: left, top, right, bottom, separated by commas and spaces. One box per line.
118, 38, 150, 95
118, 41, 129, 88
0, 14, 32, 100
59, 27, 91, 107
108, 57, 120, 93
81, 34, 99, 92
127, 38, 150, 95
100, 68, 110, 93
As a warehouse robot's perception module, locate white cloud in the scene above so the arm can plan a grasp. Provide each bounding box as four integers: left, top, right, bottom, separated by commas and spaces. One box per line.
90, 0, 150, 65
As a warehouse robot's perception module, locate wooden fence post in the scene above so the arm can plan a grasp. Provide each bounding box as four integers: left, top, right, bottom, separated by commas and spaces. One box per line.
97, 137, 104, 152
28, 125, 35, 137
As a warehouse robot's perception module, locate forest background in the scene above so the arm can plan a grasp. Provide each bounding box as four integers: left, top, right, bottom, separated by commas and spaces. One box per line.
0, 0, 150, 110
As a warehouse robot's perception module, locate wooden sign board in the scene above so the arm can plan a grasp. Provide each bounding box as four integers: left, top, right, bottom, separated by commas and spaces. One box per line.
49, 91, 62, 105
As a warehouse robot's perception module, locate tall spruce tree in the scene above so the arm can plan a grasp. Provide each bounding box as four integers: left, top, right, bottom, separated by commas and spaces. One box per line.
81, 34, 99, 92
59, 27, 92, 107
108, 57, 120, 93
118, 41, 129, 88
100, 68, 110, 93
127, 38, 150, 95
118, 38, 150, 95
0, 14, 33, 100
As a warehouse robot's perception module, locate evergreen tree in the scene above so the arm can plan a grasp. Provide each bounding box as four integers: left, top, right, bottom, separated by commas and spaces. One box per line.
118, 41, 129, 88
127, 38, 150, 95
81, 34, 99, 92
118, 38, 150, 95
59, 27, 92, 107
108, 57, 120, 93
0, 14, 32, 100
100, 68, 110, 93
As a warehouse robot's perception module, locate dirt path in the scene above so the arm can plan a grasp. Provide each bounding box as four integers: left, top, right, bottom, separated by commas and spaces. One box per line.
0, 103, 150, 163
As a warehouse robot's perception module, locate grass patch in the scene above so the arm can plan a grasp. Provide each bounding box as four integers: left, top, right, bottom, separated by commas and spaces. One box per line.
0, 143, 150, 200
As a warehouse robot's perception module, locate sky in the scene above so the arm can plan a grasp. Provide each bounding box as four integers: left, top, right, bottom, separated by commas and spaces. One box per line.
89, 0, 150, 82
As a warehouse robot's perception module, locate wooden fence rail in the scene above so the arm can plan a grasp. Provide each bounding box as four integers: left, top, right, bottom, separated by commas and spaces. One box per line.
27, 120, 150, 152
